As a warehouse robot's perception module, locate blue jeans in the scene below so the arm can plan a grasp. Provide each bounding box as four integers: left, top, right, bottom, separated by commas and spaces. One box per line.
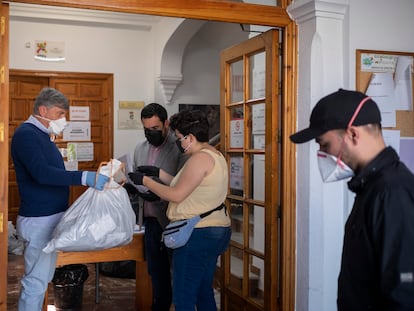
16, 213, 63, 311
172, 226, 231, 311
144, 217, 172, 311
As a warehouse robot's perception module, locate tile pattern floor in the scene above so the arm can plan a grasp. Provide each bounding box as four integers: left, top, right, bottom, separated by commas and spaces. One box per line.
8, 254, 138, 311
8, 254, 220, 310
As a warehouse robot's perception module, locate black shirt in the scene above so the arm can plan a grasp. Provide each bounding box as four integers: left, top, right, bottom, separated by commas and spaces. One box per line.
338, 147, 414, 310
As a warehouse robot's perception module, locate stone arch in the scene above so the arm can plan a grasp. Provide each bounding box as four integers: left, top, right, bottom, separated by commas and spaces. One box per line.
157, 19, 206, 104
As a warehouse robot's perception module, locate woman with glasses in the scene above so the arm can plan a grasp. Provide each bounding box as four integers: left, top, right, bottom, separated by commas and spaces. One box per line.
129, 109, 231, 311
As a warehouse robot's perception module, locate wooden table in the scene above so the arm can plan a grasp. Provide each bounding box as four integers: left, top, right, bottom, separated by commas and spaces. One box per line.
43, 233, 152, 311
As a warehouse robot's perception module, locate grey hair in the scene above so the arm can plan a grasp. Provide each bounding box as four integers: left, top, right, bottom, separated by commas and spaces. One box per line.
33, 87, 69, 114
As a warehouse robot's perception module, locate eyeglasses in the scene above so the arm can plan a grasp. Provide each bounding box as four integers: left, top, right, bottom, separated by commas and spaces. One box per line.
176, 135, 187, 143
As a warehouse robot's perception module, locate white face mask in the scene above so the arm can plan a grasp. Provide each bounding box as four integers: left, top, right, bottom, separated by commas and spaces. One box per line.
37, 115, 67, 135
49, 117, 67, 135
317, 150, 354, 183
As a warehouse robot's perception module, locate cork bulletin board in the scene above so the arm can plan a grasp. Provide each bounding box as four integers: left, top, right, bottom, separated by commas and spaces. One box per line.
356, 49, 414, 137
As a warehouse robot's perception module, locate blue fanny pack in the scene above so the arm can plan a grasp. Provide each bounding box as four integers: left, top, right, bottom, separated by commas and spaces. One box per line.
163, 204, 225, 249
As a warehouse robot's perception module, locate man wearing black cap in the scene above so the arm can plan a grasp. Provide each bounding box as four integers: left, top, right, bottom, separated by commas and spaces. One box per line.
290, 89, 414, 310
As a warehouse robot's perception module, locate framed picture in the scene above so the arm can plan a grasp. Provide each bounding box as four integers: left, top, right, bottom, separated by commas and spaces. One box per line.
118, 109, 143, 130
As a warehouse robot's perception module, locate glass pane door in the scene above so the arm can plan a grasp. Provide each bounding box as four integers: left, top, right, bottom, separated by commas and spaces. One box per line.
220, 29, 281, 310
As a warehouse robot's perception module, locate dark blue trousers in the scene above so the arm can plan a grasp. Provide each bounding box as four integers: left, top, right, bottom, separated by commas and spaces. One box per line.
172, 226, 231, 311
144, 217, 172, 311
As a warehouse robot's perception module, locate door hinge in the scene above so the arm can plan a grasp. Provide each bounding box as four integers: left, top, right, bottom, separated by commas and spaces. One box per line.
1, 16, 5, 36
0, 65, 4, 84
0, 122, 4, 142
278, 43, 283, 57
277, 204, 281, 219
277, 128, 282, 144
0, 212, 3, 233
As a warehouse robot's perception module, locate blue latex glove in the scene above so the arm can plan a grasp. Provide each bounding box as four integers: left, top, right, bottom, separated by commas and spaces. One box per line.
86, 171, 109, 190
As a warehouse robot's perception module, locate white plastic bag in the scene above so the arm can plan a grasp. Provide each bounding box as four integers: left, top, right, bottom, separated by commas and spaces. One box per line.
43, 159, 135, 253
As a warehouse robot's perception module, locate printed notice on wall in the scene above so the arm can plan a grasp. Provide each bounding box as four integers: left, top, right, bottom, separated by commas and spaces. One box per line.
70, 106, 90, 121
362, 53, 413, 113
34, 40, 65, 62
63, 121, 91, 141
118, 109, 143, 130
230, 119, 244, 148
67, 142, 94, 162
64, 161, 78, 171
252, 103, 265, 134
229, 156, 243, 191
361, 53, 398, 72
365, 72, 395, 112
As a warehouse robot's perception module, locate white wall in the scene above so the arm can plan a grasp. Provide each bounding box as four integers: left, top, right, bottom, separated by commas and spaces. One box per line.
10, 4, 246, 159
172, 21, 248, 108
290, 0, 414, 310
347, 0, 414, 88
10, 4, 156, 158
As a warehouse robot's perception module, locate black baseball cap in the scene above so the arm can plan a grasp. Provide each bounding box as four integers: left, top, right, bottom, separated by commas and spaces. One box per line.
290, 89, 381, 144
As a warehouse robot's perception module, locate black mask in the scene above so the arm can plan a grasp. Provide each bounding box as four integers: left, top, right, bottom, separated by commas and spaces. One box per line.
175, 138, 186, 153
145, 129, 165, 147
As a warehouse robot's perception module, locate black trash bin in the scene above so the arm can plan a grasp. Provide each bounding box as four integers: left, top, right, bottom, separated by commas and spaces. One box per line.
52, 264, 89, 311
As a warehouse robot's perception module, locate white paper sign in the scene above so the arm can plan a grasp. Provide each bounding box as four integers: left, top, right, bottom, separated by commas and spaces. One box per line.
64, 161, 78, 171
394, 56, 413, 111
366, 72, 395, 112
63, 122, 91, 141
70, 106, 90, 121
66, 142, 94, 162
230, 157, 244, 190
252, 103, 265, 134
230, 119, 244, 148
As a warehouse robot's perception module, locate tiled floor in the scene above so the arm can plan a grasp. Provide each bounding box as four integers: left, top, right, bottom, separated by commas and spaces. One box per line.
8, 254, 221, 311
8, 254, 137, 311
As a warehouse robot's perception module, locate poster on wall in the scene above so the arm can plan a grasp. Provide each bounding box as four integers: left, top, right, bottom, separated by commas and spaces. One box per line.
118, 101, 145, 130
34, 40, 65, 62
361, 53, 413, 113
229, 156, 244, 191
70, 106, 90, 121
230, 118, 244, 148
67, 142, 94, 162
118, 109, 143, 129
63, 122, 91, 141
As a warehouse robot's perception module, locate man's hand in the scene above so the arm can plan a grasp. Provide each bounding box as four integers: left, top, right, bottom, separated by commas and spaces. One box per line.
128, 172, 145, 185
136, 165, 160, 177
86, 172, 109, 191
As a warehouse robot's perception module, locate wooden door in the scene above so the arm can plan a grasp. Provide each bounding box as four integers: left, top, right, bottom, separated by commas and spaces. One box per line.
50, 76, 113, 201
8, 71, 113, 224
0, 2, 8, 311
219, 29, 281, 311
8, 76, 49, 224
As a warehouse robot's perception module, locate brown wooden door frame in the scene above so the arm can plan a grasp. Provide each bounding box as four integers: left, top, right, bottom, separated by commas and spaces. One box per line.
220, 29, 282, 311
11, 0, 292, 26
1, 2, 297, 310
0, 2, 9, 311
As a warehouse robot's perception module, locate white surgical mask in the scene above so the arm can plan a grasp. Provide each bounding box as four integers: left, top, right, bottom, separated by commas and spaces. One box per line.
317, 150, 354, 183
36, 115, 67, 135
